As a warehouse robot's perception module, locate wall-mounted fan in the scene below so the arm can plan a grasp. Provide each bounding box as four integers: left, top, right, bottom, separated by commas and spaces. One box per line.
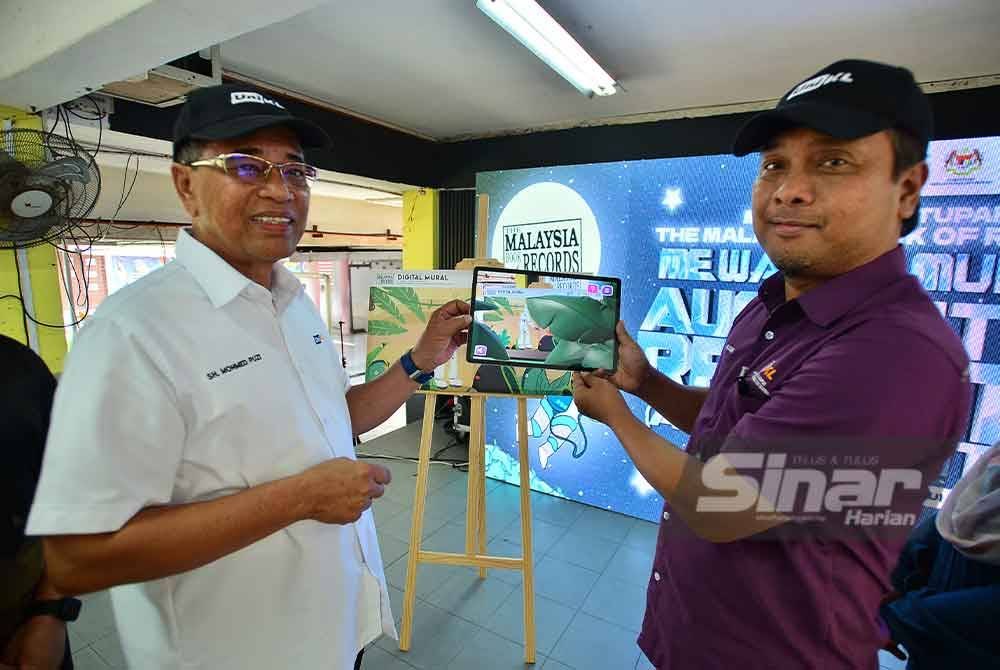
0, 128, 101, 249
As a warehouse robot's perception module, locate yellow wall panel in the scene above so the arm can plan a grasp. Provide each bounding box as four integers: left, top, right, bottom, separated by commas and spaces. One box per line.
401, 188, 438, 270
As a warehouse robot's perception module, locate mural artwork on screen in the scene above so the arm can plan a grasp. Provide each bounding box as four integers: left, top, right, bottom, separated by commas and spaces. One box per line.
476, 136, 1000, 523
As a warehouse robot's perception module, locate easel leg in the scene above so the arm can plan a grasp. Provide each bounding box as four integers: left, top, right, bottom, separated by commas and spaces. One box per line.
477, 399, 488, 579
399, 398, 436, 651
465, 397, 484, 556
517, 398, 537, 664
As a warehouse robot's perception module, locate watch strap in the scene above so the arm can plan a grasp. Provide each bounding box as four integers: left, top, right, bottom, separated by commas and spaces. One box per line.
25, 597, 82, 622
400, 349, 434, 385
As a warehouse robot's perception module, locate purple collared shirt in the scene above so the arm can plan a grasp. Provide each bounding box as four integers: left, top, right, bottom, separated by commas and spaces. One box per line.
638, 247, 971, 670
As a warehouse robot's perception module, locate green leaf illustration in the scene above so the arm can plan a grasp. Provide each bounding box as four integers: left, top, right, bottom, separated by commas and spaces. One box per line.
544, 339, 587, 367
367, 319, 408, 336
469, 322, 509, 360
483, 313, 504, 322
521, 368, 550, 395
366, 342, 386, 368
474, 299, 500, 312
383, 287, 425, 321
547, 371, 572, 392
366, 359, 388, 382
492, 296, 514, 315
522, 368, 570, 395
581, 340, 615, 370
498, 329, 512, 348
500, 365, 521, 394
526, 296, 616, 344
371, 287, 404, 323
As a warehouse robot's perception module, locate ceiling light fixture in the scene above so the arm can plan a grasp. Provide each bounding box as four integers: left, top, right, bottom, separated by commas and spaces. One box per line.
476, 0, 617, 97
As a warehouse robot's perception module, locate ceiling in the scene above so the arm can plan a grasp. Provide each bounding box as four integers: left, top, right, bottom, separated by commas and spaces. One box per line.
220, 0, 1000, 141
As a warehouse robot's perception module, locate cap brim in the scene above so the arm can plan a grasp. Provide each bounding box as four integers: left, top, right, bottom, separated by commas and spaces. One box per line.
732, 102, 890, 156
189, 114, 332, 151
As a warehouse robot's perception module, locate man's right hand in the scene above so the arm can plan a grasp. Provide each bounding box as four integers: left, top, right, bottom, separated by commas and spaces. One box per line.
298, 458, 392, 524
603, 321, 652, 395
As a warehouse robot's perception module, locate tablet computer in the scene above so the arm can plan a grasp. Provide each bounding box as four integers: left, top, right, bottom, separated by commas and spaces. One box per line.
468, 266, 621, 372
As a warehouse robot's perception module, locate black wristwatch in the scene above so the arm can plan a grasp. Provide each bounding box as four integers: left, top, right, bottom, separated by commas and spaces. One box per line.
25, 597, 82, 622
399, 349, 435, 385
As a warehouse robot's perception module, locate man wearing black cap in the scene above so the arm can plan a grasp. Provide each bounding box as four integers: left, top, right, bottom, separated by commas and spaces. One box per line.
572, 60, 971, 668
25, 85, 471, 670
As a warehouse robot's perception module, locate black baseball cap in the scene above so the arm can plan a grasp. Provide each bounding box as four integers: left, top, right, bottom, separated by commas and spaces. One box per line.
733, 59, 932, 236
172, 84, 331, 160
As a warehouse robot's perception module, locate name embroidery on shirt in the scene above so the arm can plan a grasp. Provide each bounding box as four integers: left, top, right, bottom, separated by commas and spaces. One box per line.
206, 353, 263, 380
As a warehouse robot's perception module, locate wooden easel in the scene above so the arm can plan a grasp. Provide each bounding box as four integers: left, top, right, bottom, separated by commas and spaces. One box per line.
400, 194, 542, 661
398, 390, 541, 663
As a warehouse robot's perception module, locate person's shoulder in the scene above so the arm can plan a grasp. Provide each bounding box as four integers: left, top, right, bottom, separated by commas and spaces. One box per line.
852, 280, 968, 377
85, 261, 202, 331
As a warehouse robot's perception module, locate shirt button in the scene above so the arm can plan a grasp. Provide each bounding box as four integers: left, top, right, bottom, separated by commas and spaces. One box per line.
764, 330, 775, 340
663, 511, 670, 521
653, 571, 662, 582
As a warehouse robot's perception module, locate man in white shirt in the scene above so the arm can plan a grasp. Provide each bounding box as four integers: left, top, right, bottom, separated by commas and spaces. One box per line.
26, 85, 471, 670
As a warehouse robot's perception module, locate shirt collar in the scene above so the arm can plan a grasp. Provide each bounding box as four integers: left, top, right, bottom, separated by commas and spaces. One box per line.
175, 228, 303, 311
757, 246, 909, 327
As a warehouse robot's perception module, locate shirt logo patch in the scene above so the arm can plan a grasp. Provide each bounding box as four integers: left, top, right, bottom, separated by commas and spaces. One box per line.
313, 334, 324, 345
739, 360, 778, 398
206, 353, 263, 380
760, 361, 778, 382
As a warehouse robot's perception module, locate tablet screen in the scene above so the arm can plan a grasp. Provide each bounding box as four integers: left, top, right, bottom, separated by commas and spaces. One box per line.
468, 267, 620, 372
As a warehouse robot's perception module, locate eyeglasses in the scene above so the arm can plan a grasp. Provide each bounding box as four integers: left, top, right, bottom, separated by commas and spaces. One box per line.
186, 153, 318, 189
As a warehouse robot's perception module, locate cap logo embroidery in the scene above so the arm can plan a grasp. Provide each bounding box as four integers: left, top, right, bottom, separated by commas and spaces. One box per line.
230, 92, 285, 109
786, 72, 854, 100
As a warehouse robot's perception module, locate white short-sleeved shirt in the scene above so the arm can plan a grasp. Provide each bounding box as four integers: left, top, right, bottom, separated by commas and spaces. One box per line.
27, 229, 396, 669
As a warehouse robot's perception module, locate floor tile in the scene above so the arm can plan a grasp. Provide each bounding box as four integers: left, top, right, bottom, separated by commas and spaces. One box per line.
530, 493, 586, 528
372, 497, 409, 525
362, 644, 418, 669
581, 574, 647, 634
91, 631, 127, 668
71, 646, 111, 670
530, 556, 601, 609
569, 506, 635, 544
445, 628, 544, 669
378, 507, 451, 544
495, 518, 568, 556
71, 591, 116, 646
622, 520, 658, 552
388, 585, 405, 625
378, 601, 479, 669
484, 591, 575, 656
425, 570, 516, 626
603, 545, 654, 589
422, 522, 471, 553
548, 612, 641, 670
384, 558, 461, 599
377, 534, 410, 568
545, 530, 619, 573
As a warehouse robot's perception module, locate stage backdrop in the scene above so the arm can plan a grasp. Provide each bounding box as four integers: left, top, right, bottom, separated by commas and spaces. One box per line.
476, 135, 1000, 523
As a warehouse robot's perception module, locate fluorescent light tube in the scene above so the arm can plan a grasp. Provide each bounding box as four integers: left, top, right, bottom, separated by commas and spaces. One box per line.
477, 0, 617, 97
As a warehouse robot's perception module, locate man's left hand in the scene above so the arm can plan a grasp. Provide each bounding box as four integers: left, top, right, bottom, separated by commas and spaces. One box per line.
412, 300, 472, 372
572, 371, 631, 427
1, 615, 66, 670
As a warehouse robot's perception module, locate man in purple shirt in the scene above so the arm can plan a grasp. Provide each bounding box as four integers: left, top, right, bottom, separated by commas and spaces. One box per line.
573, 60, 972, 669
